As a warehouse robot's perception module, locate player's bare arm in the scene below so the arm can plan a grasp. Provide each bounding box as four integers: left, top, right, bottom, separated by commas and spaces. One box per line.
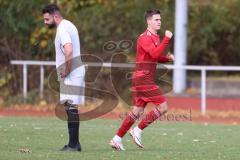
61, 43, 73, 78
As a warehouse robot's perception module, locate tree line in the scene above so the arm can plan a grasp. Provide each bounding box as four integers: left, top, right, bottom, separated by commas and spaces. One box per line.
0, 0, 240, 101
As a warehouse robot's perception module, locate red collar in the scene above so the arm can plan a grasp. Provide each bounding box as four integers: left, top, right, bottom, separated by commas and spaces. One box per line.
146, 29, 159, 37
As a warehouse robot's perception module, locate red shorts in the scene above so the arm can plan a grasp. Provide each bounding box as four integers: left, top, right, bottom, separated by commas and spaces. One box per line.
131, 84, 166, 108
132, 63, 166, 108
134, 96, 166, 108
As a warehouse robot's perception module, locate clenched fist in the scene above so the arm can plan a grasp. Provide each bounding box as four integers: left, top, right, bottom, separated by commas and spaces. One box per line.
165, 30, 173, 39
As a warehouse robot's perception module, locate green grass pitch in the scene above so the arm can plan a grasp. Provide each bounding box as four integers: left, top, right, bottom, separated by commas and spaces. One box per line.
0, 116, 239, 160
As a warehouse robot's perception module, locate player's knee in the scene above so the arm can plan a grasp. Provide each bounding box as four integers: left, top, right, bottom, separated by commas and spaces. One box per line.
157, 102, 168, 114
63, 101, 79, 121
132, 111, 143, 118
132, 106, 144, 118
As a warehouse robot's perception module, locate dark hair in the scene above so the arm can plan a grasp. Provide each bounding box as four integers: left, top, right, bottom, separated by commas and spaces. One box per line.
42, 4, 60, 14
144, 9, 161, 20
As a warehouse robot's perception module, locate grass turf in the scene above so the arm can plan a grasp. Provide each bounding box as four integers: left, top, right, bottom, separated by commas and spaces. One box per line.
0, 116, 239, 160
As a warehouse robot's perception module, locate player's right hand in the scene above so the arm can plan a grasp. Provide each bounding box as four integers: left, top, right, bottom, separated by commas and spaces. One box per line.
165, 30, 173, 39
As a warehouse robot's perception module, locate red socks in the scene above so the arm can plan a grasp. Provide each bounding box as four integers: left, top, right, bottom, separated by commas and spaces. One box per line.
138, 108, 161, 130
117, 112, 138, 137
116, 108, 162, 137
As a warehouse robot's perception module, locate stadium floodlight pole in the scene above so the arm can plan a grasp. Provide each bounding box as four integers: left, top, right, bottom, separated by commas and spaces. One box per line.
173, 0, 188, 94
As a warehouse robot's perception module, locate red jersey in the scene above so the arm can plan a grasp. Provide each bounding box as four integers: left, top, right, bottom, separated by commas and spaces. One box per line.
134, 29, 171, 81
131, 30, 171, 107
136, 29, 171, 63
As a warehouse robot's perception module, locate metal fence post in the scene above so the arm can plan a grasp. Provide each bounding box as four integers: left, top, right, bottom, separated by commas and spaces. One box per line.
23, 64, 28, 102
201, 69, 207, 115
40, 65, 44, 99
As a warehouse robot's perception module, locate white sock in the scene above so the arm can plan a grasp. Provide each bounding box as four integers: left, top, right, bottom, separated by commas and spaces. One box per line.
134, 126, 143, 134
113, 135, 122, 142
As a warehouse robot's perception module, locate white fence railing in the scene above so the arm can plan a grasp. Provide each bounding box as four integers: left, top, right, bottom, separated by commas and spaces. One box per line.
10, 60, 240, 115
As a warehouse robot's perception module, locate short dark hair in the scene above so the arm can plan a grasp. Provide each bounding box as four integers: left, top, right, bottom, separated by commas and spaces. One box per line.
144, 9, 161, 20
42, 4, 60, 15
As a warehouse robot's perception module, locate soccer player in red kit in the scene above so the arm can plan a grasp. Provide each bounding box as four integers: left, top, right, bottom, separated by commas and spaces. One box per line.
109, 9, 174, 151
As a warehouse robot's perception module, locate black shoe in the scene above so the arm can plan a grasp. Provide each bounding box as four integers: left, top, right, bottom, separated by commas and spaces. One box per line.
60, 143, 81, 152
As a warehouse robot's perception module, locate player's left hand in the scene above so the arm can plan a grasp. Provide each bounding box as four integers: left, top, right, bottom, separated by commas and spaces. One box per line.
165, 30, 173, 39
167, 53, 175, 61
